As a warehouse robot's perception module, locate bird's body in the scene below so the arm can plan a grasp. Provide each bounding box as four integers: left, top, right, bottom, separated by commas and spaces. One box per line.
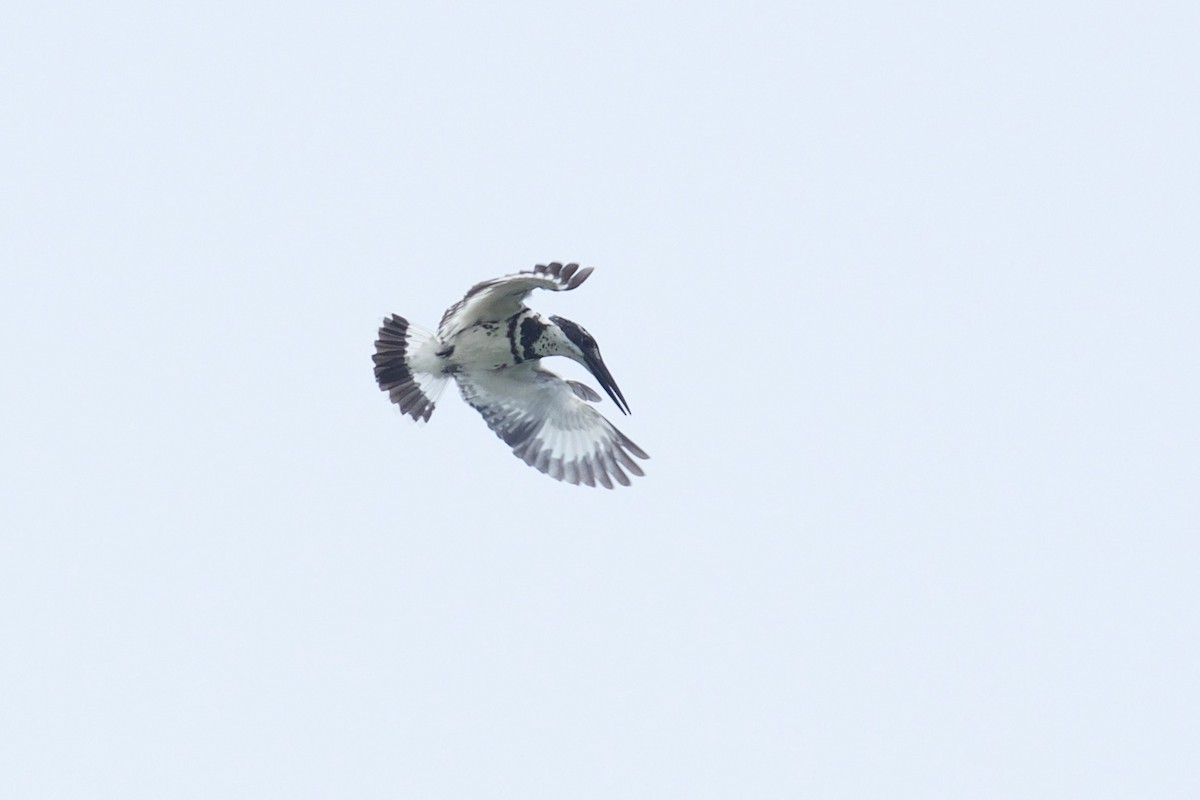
373, 263, 648, 487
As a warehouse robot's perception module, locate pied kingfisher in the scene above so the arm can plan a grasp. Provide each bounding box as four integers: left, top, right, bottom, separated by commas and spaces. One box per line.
373, 262, 649, 487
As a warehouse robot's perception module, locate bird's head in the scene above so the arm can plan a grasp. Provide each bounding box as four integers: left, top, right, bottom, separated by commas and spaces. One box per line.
549, 315, 631, 415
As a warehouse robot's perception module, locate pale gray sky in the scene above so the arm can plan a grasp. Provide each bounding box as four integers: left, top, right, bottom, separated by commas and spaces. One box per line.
3, 1, 1198, 797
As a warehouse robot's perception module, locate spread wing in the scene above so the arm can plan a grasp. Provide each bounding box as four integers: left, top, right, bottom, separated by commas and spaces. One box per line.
453, 362, 648, 488
438, 262, 594, 340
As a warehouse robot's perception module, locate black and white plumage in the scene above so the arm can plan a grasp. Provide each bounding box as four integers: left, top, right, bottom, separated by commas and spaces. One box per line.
373, 263, 648, 487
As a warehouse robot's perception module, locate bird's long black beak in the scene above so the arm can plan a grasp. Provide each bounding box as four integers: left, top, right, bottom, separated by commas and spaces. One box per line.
583, 350, 631, 415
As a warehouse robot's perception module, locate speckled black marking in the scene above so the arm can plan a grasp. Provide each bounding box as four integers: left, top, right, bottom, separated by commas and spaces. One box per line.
506, 314, 522, 362
520, 316, 546, 361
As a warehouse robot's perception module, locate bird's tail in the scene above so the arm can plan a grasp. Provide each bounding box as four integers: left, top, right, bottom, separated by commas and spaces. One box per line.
373, 315, 449, 422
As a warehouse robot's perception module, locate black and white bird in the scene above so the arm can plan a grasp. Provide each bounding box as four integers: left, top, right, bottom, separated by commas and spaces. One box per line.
373, 262, 648, 488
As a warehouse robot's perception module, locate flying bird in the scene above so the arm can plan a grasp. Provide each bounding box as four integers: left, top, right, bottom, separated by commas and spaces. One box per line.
373, 262, 648, 487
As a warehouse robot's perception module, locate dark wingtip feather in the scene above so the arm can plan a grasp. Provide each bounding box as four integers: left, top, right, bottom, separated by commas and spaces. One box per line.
620, 434, 650, 460
594, 464, 614, 489
611, 463, 631, 486
566, 267, 594, 290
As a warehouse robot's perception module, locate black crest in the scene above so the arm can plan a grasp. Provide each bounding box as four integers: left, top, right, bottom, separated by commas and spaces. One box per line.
549, 315, 595, 352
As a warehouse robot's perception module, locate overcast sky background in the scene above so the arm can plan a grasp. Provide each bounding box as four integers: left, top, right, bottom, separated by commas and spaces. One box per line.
3, 1, 1198, 797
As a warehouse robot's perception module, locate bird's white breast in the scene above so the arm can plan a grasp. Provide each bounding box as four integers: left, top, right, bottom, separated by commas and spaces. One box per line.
447, 322, 518, 370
